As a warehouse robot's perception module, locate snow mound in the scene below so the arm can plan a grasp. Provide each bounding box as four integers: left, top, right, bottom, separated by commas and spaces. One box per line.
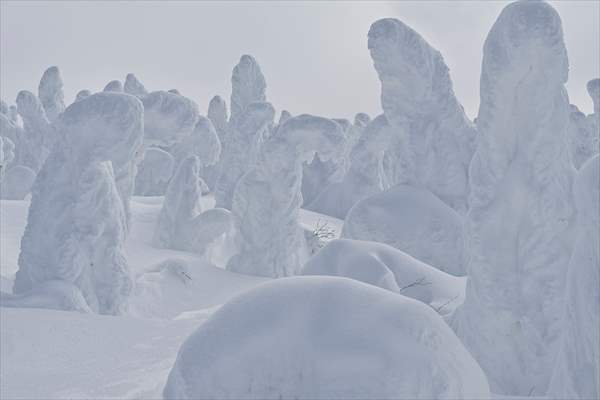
342, 184, 465, 276
1, 280, 92, 313
163, 276, 490, 400
301, 239, 465, 315
368, 18, 476, 213
548, 155, 599, 400
1, 165, 36, 200
134, 147, 175, 196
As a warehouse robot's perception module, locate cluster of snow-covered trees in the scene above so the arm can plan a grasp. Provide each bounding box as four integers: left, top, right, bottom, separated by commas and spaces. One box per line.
1, 0, 598, 398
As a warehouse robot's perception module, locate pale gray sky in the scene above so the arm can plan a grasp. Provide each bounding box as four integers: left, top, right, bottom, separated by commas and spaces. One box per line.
1, 1, 598, 120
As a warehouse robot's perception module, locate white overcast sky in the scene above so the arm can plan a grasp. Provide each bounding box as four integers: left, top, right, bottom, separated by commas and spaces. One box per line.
1, 1, 598, 119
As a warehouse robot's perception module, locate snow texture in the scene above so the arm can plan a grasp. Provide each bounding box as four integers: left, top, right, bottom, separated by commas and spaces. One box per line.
342, 184, 465, 276
547, 155, 599, 400
0, 165, 36, 200
153, 155, 232, 256
103, 80, 123, 92
13, 92, 144, 315
452, 1, 576, 395
368, 18, 477, 213
307, 114, 393, 219
75, 90, 92, 102
301, 239, 466, 316
227, 115, 346, 277
171, 116, 222, 191
16, 90, 54, 172
163, 276, 490, 400
134, 147, 175, 196
229, 55, 267, 124
38, 66, 65, 123
214, 101, 275, 209
124, 73, 148, 98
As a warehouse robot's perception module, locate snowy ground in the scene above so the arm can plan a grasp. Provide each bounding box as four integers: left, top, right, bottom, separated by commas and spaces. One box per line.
0, 196, 342, 399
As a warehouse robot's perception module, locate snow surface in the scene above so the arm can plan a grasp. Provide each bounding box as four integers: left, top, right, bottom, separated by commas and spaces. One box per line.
342, 184, 466, 276
164, 276, 490, 400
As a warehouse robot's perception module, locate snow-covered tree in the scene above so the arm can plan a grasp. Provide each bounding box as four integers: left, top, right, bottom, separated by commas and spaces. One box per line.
307, 114, 392, 218
547, 155, 599, 400
103, 80, 123, 92
227, 115, 345, 277
134, 147, 175, 196
171, 116, 222, 191
229, 55, 266, 124
38, 66, 65, 123
567, 104, 598, 169
123, 73, 148, 98
0, 135, 15, 181
153, 155, 232, 255
368, 18, 476, 213
214, 102, 275, 209
75, 90, 92, 102
14, 92, 144, 315
452, 1, 575, 395
0, 165, 36, 200
16, 90, 54, 172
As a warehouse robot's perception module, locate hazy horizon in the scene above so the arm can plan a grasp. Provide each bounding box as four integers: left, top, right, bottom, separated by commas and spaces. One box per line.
1, 1, 599, 119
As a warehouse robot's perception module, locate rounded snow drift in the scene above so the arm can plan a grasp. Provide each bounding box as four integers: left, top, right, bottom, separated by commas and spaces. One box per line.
342, 185, 466, 276
163, 276, 490, 400
301, 239, 465, 315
